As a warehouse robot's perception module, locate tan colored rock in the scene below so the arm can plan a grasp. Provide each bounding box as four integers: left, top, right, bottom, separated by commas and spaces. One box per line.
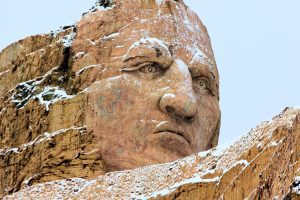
0, 0, 221, 197
2, 0, 299, 199
72, 0, 220, 171
3, 107, 300, 199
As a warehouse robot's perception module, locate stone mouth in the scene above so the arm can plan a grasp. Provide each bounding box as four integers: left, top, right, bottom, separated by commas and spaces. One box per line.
154, 129, 191, 145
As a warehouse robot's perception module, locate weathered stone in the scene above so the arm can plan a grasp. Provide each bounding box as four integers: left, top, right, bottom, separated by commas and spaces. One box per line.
3, 108, 300, 199
1, 1, 221, 196
1, 0, 299, 199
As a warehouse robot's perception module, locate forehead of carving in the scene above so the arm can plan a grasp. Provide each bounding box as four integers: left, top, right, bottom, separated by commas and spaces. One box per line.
124, 3, 211, 51
74, 0, 217, 72
77, 0, 213, 54
167, 3, 214, 59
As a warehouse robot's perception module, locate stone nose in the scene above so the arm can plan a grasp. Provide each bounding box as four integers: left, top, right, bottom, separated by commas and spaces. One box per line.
159, 93, 197, 123
159, 60, 197, 123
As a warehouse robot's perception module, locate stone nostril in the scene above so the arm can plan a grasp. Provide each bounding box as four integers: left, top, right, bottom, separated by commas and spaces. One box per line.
159, 93, 197, 123
166, 106, 175, 114
165, 105, 195, 123
184, 115, 195, 123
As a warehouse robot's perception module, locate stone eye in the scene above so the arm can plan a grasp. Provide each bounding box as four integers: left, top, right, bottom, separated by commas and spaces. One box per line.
139, 63, 161, 73
196, 78, 207, 88
199, 80, 206, 87
193, 77, 210, 93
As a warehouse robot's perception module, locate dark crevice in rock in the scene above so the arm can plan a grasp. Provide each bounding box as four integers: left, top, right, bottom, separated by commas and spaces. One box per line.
51, 26, 79, 95
99, 0, 114, 8
83, 0, 115, 15
60, 47, 71, 73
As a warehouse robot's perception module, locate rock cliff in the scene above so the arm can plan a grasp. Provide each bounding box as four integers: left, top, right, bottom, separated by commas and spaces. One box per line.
0, 24, 106, 197
1, 0, 220, 197
1, 0, 299, 199
3, 107, 300, 199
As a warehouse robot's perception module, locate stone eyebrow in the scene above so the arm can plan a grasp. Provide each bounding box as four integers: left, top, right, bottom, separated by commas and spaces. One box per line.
123, 47, 172, 64
188, 64, 216, 80
125, 38, 173, 59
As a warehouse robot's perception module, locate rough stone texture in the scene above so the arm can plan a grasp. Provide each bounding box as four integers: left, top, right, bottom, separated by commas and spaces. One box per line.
0, 0, 222, 197
3, 107, 300, 199
0, 24, 106, 196
1, 1, 299, 199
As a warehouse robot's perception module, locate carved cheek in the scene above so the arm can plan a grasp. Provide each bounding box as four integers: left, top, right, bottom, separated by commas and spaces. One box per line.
194, 97, 220, 142
90, 75, 161, 119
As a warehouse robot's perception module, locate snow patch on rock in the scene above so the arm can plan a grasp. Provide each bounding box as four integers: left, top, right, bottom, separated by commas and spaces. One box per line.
11, 66, 75, 111
76, 64, 101, 76
128, 37, 169, 54
292, 176, 300, 195
73, 51, 86, 59
31, 86, 75, 111
0, 69, 10, 77
61, 31, 76, 48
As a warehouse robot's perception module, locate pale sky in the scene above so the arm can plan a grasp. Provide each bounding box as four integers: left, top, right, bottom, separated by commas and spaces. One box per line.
0, 0, 299, 145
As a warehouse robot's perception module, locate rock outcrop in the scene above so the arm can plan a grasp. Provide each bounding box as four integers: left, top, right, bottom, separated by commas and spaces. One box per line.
3, 107, 300, 199
1, 0, 222, 197
0, 25, 106, 197
1, 0, 299, 199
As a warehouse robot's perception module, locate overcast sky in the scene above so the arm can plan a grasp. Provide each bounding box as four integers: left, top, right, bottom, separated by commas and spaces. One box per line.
0, 0, 299, 145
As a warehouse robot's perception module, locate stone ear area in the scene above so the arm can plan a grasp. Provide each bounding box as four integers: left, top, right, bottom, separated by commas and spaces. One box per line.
2, 107, 300, 199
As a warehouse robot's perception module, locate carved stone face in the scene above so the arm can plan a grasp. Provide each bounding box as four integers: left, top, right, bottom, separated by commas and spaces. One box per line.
84, 0, 220, 171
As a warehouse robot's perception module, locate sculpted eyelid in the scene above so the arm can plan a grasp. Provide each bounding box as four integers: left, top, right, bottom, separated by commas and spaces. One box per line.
121, 62, 164, 72
120, 66, 140, 72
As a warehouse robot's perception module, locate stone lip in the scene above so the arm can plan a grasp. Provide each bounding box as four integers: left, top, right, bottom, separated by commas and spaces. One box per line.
4, 107, 300, 199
